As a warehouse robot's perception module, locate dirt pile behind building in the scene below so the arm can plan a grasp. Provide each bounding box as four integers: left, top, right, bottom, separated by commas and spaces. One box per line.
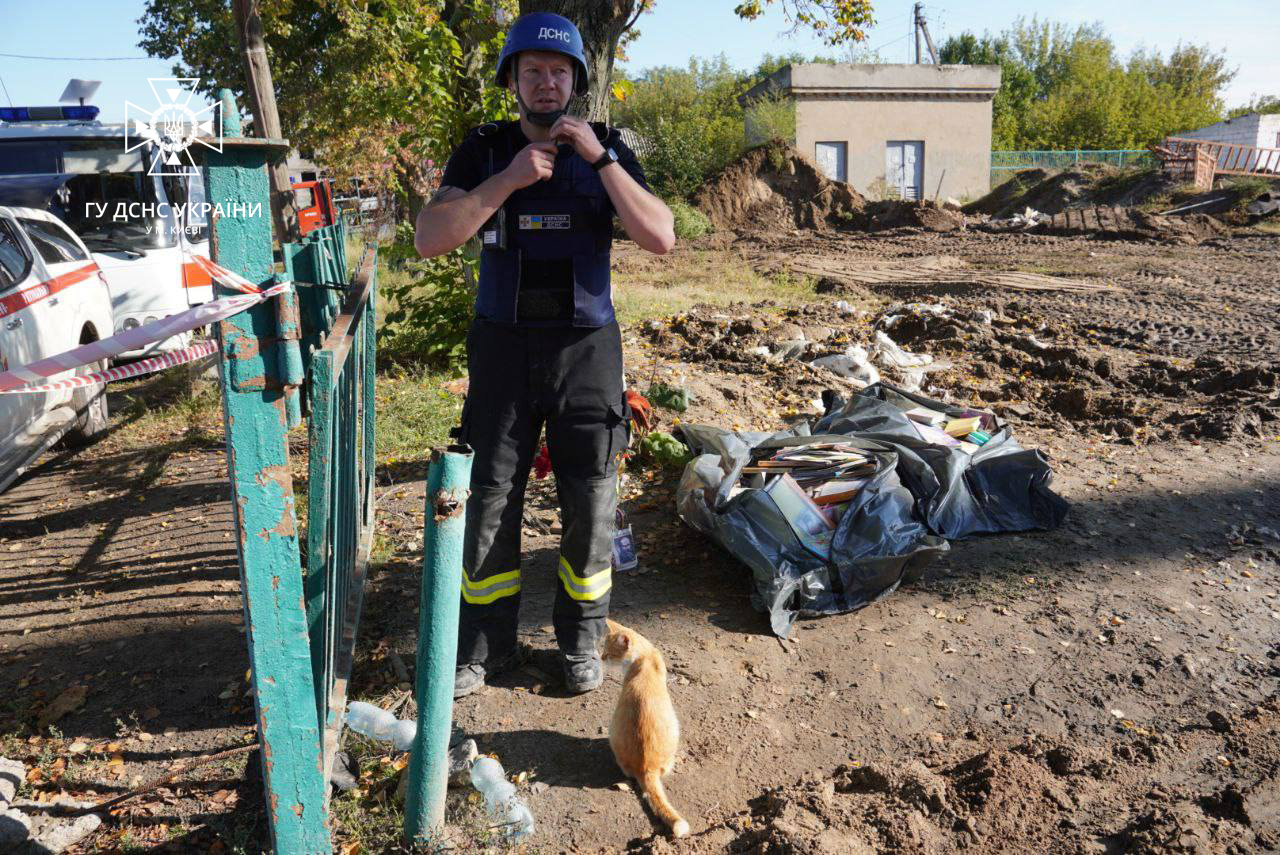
694, 141, 866, 234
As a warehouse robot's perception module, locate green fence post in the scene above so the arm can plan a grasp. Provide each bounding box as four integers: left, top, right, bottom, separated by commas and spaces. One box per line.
405, 447, 474, 842
207, 88, 331, 854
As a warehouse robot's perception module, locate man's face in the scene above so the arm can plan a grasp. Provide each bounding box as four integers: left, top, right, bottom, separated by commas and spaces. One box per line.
512, 50, 574, 114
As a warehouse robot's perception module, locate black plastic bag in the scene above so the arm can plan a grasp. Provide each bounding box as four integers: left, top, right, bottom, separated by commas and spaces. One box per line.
674, 384, 1068, 637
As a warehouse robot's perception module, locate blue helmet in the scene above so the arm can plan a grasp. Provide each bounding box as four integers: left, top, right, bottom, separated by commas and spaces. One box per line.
496, 12, 589, 96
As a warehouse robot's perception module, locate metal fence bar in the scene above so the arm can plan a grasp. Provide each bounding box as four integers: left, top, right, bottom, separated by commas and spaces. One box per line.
304, 246, 379, 791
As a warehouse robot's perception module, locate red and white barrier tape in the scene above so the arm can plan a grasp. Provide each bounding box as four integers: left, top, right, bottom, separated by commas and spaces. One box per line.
0, 258, 287, 394
3, 341, 220, 393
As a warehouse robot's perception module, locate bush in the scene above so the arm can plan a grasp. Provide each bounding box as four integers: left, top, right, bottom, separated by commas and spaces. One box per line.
615, 57, 748, 199
744, 91, 796, 146
379, 227, 476, 369
667, 199, 712, 240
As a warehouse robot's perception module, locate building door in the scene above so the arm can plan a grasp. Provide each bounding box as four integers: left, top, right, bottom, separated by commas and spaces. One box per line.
815, 142, 847, 182
885, 141, 924, 200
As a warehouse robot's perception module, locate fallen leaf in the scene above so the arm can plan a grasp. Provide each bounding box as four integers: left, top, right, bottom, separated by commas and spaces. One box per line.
932, 697, 949, 710
68, 741, 88, 754
108, 753, 125, 767
38, 685, 87, 728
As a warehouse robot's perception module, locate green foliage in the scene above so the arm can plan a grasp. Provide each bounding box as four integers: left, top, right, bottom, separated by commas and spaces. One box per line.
667, 199, 713, 240
615, 56, 751, 199
379, 226, 476, 369
731, 0, 874, 45
745, 90, 797, 145
646, 381, 691, 412
940, 16, 1237, 150
138, 0, 515, 202
637, 430, 692, 467
1229, 95, 1280, 119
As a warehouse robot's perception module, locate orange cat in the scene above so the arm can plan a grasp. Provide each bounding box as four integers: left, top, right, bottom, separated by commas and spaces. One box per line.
601, 618, 690, 838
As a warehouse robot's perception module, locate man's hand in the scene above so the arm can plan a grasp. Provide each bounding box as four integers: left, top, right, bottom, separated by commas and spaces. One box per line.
501, 142, 558, 189
549, 115, 606, 164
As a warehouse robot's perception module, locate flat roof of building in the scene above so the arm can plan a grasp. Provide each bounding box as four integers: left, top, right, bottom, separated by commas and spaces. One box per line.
741, 63, 1002, 104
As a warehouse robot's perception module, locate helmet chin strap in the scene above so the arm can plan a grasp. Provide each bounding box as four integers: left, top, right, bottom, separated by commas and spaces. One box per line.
519, 93, 564, 128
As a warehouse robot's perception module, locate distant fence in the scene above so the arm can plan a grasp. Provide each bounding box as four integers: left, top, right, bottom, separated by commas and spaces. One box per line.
991, 150, 1155, 183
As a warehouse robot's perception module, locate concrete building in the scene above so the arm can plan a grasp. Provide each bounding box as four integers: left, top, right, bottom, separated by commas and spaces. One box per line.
741, 63, 1002, 202
1173, 112, 1280, 151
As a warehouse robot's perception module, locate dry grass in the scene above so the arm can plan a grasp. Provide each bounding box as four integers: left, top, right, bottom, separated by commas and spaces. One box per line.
612, 241, 815, 322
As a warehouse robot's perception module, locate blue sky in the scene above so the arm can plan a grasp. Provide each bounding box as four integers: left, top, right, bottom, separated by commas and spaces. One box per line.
1, 0, 1275, 124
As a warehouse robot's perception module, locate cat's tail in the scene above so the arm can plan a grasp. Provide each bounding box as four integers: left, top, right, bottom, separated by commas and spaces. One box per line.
641, 770, 690, 838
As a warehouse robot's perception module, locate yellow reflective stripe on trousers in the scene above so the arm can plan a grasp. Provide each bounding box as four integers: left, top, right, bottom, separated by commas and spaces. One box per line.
461, 568, 521, 605
557, 556, 611, 602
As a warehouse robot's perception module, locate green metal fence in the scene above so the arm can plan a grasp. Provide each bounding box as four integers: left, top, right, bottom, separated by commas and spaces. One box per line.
301, 240, 379, 793
205, 89, 380, 851
991, 149, 1155, 184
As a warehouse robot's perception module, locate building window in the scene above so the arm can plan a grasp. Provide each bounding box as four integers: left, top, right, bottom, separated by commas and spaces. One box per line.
815, 142, 847, 183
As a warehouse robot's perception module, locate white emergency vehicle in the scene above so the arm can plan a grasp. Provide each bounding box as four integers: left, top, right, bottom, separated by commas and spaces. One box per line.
0, 205, 115, 491
0, 103, 214, 359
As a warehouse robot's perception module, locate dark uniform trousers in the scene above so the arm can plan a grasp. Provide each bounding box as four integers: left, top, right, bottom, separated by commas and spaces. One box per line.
457, 318, 627, 666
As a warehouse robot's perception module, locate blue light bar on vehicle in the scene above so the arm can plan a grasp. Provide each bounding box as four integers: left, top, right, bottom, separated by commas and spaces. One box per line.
0, 105, 100, 122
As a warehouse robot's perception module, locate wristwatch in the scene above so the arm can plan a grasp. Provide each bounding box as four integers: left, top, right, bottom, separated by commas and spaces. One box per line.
591, 147, 619, 172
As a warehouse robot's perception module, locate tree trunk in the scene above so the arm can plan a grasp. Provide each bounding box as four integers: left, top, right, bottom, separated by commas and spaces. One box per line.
232, 0, 301, 244
518, 0, 639, 124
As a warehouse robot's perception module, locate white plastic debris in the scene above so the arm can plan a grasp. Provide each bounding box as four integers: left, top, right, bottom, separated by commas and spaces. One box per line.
811, 345, 880, 387
878, 301, 948, 331
748, 345, 771, 357
871, 330, 936, 393
973, 310, 994, 325
833, 300, 857, 316
873, 330, 933, 369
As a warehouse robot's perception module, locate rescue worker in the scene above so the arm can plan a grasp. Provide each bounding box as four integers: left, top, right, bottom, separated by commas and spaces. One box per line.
415, 12, 675, 697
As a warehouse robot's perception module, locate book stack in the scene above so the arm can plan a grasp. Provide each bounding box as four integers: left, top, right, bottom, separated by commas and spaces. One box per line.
746, 444, 880, 556
744, 443, 877, 488
904, 405, 997, 454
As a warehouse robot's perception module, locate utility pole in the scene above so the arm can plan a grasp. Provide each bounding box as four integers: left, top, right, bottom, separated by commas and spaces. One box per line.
913, 2, 940, 65
232, 0, 300, 244
914, 2, 923, 64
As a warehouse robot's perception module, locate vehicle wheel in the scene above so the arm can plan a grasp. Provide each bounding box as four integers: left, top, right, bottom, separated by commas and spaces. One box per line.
65, 359, 109, 445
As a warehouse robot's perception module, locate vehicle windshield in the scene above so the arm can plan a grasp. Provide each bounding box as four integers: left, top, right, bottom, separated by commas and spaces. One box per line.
61, 171, 178, 251
0, 138, 178, 250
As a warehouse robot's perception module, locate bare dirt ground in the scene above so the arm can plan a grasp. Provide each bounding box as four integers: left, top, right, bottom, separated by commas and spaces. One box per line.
1, 222, 1278, 853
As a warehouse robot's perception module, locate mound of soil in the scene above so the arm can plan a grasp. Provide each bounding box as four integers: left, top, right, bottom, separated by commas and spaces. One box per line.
694, 142, 866, 234
965, 164, 1121, 218
864, 199, 967, 233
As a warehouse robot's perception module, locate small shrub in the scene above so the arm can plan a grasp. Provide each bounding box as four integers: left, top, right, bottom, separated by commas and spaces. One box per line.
379, 231, 476, 369
667, 199, 712, 240
744, 92, 796, 146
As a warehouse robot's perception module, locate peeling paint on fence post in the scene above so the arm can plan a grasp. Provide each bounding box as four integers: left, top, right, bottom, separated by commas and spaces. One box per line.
207, 88, 331, 853
405, 447, 473, 842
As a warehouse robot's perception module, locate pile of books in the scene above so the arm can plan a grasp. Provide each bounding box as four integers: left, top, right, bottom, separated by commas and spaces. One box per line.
743, 406, 998, 559
903, 405, 997, 453
745, 443, 878, 557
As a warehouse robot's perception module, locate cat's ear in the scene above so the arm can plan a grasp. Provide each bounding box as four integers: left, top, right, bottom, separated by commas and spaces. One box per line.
617, 633, 631, 652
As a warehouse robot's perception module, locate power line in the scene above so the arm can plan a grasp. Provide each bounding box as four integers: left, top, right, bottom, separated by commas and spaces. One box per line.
0, 52, 155, 62
0, 74, 11, 108
870, 32, 910, 54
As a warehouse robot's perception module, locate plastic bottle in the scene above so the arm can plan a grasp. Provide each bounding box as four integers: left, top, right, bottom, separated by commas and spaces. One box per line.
389, 718, 416, 752
346, 702, 420, 751
346, 701, 395, 740
469, 756, 535, 841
